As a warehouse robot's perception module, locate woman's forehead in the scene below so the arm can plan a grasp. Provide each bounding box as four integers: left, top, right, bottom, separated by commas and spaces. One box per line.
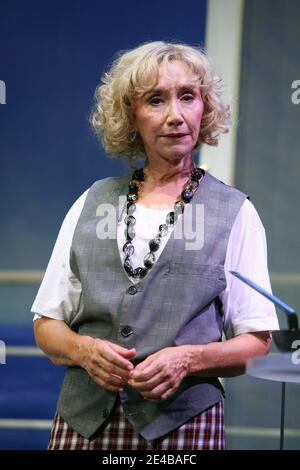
135, 60, 200, 94
157, 61, 199, 84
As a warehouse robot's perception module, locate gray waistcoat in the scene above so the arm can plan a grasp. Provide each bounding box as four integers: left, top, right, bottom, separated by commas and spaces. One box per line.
57, 170, 247, 441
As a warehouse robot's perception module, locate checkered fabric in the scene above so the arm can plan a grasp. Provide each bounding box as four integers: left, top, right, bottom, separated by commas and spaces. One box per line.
48, 397, 225, 450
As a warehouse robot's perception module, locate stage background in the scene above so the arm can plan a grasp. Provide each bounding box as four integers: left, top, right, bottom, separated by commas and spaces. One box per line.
226, 0, 300, 449
0, 0, 299, 450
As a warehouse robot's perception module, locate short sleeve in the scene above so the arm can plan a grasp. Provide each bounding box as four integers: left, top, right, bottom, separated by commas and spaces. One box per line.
221, 199, 280, 339
31, 189, 88, 323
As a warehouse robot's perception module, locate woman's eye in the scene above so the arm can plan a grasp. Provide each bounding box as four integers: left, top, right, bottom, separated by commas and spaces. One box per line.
181, 94, 194, 101
148, 97, 163, 105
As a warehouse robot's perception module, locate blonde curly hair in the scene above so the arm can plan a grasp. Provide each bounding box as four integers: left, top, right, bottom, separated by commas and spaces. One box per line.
90, 41, 230, 166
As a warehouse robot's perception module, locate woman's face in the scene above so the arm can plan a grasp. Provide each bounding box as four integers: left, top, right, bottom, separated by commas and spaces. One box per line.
132, 60, 204, 164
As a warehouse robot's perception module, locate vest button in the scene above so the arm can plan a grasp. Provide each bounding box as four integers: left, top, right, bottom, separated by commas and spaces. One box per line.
119, 390, 129, 403
127, 285, 138, 295
102, 409, 109, 418
121, 326, 135, 337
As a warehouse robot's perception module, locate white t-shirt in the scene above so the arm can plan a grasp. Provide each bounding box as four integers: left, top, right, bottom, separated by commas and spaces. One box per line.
31, 188, 279, 339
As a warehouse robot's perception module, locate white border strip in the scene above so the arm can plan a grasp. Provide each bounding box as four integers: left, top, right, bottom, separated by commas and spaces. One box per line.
200, 0, 244, 185
0, 419, 52, 430
1, 270, 299, 285
226, 426, 300, 438
0, 420, 299, 438
0, 270, 44, 284
6, 347, 45, 357
270, 272, 300, 286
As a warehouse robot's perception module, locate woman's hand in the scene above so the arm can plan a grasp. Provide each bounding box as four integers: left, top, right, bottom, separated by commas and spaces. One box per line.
34, 318, 136, 391
78, 337, 136, 392
128, 346, 190, 401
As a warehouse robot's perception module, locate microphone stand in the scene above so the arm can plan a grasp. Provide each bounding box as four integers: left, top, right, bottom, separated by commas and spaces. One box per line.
230, 271, 299, 451
280, 382, 285, 450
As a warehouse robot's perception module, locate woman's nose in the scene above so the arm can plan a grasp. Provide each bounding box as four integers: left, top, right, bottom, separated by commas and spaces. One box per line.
166, 100, 184, 126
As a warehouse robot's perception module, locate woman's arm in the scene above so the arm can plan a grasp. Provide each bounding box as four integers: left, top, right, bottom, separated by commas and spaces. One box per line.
185, 330, 271, 377
34, 317, 136, 391
34, 317, 91, 366
128, 331, 271, 401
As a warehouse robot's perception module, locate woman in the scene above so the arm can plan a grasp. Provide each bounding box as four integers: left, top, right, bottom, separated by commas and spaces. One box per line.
31, 41, 279, 450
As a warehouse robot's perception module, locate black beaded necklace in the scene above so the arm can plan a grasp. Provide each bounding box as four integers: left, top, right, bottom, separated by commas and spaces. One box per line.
122, 166, 204, 279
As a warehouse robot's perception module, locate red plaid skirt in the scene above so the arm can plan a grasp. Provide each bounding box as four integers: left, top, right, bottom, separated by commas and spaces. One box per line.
48, 397, 225, 450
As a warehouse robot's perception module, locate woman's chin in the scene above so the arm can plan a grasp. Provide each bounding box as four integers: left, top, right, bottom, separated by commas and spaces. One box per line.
161, 149, 193, 161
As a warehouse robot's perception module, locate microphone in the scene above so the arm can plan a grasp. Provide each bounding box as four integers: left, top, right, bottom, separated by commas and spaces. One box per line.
230, 271, 300, 352
230, 271, 298, 331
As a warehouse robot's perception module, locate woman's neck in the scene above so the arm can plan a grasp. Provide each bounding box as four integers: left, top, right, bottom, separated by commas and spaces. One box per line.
136, 155, 196, 208
143, 156, 195, 186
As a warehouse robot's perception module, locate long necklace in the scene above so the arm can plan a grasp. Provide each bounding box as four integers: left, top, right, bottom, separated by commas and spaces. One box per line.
122, 165, 204, 279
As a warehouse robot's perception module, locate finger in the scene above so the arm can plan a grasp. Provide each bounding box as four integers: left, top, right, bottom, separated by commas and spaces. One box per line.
133, 355, 155, 374
101, 344, 135, 369
100, 355, 133, 380
93, 370, 127, 389
108, 342, 136, 358
130, 361, 159, 382
160, 390, 174, 400
142, 381, 172, 400
96, 341, 135, 371
129, 371, 163, 390
92, 375, 125, 392
85, 354, 130, 383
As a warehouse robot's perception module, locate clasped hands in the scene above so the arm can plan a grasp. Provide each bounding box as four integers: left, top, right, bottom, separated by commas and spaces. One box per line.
80, 338, 191, 402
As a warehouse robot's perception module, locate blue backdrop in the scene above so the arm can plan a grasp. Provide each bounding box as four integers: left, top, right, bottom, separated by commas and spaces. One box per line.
0, 0, 207, 450
0, 0, 207, 271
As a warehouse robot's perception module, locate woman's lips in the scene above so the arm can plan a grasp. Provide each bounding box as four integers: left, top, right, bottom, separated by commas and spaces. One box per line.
162, 134, 189, 138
